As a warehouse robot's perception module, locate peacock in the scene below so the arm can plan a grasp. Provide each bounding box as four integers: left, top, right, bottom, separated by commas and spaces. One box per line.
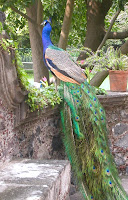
41, 19, 128, 200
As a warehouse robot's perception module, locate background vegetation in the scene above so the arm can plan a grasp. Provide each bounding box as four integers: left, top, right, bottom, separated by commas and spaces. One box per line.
0, 0, 128, 84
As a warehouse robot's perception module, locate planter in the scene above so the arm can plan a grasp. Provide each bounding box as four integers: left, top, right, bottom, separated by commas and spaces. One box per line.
109, 70, 128, 92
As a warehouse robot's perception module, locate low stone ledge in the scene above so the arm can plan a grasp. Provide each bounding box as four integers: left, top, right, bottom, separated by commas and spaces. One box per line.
98, 91, 128, 107
0, 159, 71, 200
98, 91, 128, 174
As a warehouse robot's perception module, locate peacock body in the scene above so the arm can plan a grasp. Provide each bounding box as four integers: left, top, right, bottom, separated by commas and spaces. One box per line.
41, 19, 128, 200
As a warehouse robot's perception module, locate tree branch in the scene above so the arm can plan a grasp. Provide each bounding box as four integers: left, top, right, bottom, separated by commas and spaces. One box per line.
58, 0, 74, 49
120, 40, 128, 54
37, 0, 43, 25
10, 6, 38, 26
97, 9, 121, 50
90, 71, 109, 87
37, 0, 43, 36
108, 30, 128, 39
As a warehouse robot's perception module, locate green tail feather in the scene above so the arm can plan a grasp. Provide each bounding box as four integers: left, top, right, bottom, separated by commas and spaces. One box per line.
59, 80, 128, 200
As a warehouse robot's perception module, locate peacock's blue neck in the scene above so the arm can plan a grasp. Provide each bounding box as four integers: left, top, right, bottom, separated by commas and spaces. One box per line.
42, 23, 53, 54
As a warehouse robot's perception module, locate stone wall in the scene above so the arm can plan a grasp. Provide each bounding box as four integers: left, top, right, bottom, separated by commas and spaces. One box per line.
14, 106, 65, 160
0, 44, 26, 167
0, 45, 128, 174
0, 45, 65, 167
98, 92, 128, 174
0, 99, 16, 166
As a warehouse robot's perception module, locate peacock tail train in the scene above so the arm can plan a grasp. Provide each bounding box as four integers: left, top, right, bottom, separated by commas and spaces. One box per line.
41, 19, 128, 200
59, 80, 128, 200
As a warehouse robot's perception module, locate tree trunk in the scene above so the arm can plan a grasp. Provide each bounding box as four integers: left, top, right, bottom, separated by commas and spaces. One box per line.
120, 40, 128, 55
78, 0, 112, 60
58, 0, 74, 49
90, 71, 109, 87
26, 0, 49, 82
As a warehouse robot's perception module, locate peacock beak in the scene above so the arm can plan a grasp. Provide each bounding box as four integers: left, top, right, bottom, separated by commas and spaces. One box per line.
40, 18, 52, 26
40, 21, 46, 26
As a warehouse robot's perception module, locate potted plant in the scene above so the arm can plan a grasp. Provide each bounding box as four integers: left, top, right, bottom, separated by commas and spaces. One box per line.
78, 47, 128, 92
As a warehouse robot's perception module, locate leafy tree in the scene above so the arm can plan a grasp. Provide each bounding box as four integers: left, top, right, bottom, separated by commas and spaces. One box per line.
1, 0, 128, 85
0, 0, 68, 82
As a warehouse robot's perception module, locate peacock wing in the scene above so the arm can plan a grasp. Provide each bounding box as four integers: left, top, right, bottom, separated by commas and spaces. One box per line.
45, 45, 86, 84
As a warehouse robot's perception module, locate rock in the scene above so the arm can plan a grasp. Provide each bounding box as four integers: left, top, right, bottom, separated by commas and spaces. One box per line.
114, 123, 128, 135
69, 184, 77, 196
70, 191, 85, 200
114, 155, 125, 166
120, 175, 128, 194
115, 134, 128, 148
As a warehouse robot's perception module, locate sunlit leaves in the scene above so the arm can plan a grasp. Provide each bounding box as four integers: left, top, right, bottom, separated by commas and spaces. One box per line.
1, 0, 128, 49
0, 0, 35, 9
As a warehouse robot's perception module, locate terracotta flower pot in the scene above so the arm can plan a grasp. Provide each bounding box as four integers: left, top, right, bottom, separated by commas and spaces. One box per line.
109, 70, 128, 92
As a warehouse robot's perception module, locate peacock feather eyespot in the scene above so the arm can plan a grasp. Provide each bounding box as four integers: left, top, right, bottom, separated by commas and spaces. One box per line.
106, 169, 110, 176
91, 196, 94, 199
80, 94, 82, 98
93, 97, 96, 101
95, 117, 97, 122
76, 99, 79, 103
94, 111, 97, 115
81, 84, 84, 88
93, 166, 96, 172
87, 90, 90, 93
77, 90, 80, 93
101, 117, 104, 121
90, 104, 92, 108
101, 149, 104, 154
109, 181, 112, 187
100, 109, 103, 112
73, 91, 76, 95
75, 116, 80, 121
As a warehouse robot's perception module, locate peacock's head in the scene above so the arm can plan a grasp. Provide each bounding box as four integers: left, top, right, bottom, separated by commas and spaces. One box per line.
41, 18, 52, 35
41, 18, 51, 26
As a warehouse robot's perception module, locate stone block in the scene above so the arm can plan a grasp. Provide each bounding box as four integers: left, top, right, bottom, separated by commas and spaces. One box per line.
115, 134, 128, 148
0, 159, 71, 200
120, 175, 128, 194
113, 123, 128, 135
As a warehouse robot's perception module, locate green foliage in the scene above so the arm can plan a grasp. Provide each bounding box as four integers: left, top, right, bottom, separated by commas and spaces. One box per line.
17, 65, 62, 112
78, 47, 128, 73
0, 0, 34, 10
117, 0, 128, 10
68, 0, 87, 46
26, 82, 62, 112
3, 8, 30, 48
1, 0, 128, 49
18, 48, 32, 62
95, 87, 107, 95
105, 2, 128, 32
